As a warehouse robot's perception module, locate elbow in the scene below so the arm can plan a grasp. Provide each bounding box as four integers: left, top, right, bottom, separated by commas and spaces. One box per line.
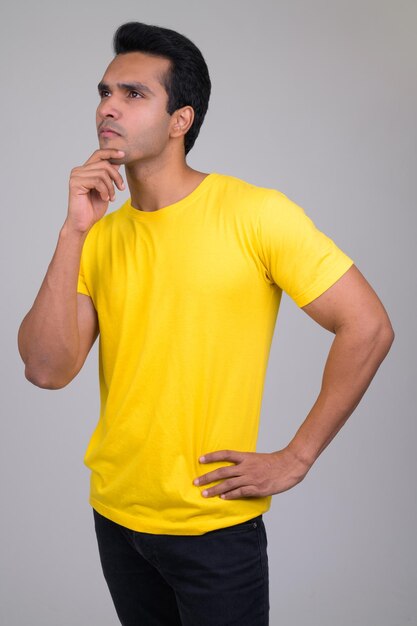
341, 311, 395, 362
367, 314, 395, 360
376, 309, 395, 348
24, 364, 74, 390
380, 320, 395, 355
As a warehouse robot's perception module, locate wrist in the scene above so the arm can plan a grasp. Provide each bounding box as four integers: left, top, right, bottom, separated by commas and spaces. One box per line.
60, 219, 90, 242
284, 441, 316, 472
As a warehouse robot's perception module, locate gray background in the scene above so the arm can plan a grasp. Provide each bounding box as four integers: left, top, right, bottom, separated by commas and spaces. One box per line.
1, 0, 415, 624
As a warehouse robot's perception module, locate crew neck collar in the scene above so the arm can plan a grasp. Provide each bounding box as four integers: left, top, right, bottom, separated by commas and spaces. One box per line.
122, 172, 219, 221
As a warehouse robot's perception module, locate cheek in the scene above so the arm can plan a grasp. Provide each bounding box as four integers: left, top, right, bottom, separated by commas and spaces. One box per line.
132, 111, 172, 146
142, 106, 171, 130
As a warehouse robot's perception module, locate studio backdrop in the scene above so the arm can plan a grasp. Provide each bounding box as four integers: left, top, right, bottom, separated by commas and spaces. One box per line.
1, 1, 415, 624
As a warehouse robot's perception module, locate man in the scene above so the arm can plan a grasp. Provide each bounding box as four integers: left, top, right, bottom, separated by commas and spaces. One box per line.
18, 21, 394, 626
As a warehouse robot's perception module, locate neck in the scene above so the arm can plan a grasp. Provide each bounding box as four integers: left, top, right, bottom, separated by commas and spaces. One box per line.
125, 156, 208, 213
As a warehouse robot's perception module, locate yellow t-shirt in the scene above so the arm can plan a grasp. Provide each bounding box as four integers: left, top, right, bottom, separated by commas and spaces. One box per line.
77, 172, 353, 535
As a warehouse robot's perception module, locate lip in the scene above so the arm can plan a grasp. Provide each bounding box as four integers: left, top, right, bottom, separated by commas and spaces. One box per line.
99, 129, 121, 137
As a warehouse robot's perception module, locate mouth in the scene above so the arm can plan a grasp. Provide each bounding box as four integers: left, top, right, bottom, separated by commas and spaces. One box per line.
99, 129, 122, 138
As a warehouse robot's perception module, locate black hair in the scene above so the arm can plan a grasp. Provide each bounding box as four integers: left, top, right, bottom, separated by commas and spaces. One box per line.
113, 22, 211, 155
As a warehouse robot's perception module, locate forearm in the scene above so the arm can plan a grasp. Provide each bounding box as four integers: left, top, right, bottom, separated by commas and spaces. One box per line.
287, 319, 394, 468
18, 221, 87, 387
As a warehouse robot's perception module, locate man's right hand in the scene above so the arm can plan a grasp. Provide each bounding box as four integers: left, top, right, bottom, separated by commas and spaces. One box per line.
66, 149, 126, 234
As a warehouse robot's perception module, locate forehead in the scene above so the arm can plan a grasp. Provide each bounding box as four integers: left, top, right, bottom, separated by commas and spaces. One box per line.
101, 52, 171, 92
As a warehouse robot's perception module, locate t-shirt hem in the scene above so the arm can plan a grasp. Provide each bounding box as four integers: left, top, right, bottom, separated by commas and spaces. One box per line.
89, 496, 271, 536
293, 257, 354, 308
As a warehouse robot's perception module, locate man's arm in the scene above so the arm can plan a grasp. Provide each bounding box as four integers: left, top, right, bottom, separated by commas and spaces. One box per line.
194, 265, 394, 498
18, 235, 99, 390
18, 148, 125, 389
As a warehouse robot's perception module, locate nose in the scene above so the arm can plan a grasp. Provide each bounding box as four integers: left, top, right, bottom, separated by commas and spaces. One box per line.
97, 96, 121, 121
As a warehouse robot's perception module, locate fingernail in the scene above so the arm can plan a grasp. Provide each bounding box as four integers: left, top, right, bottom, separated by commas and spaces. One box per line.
199, 456, 206, 463
121, 182, 125, 189
202, 490, 209, 497
117, 150, 125, 155
193, 479, 199, 486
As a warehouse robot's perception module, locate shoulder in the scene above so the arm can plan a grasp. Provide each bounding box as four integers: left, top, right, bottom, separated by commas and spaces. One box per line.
83, 203, 127, 241
213, 173, 301, 223
80, 203, 128, 263
213, 172, 275, 197
212, 173, 287, 212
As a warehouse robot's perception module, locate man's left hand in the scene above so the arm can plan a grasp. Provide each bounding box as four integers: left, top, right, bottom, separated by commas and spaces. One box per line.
193, 448, 312, 500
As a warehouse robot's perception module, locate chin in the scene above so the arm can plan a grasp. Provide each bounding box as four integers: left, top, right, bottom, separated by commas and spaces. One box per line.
108, 156, 126, 165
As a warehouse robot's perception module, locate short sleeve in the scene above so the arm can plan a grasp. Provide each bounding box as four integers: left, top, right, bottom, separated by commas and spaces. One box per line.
256, 190, 354, 307
77, 252, 91, 297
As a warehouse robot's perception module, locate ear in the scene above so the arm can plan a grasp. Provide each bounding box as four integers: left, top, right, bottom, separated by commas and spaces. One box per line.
170, 106, 195, 139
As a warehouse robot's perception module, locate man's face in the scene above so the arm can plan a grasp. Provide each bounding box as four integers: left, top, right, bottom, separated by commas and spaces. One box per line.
96, 52, 174, 165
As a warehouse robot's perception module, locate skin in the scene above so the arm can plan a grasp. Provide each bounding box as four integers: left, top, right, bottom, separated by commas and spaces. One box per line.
95, 52, 208, 212
18, 52, 394, 502
194, 265, 394, 498
18, 51, 208, 386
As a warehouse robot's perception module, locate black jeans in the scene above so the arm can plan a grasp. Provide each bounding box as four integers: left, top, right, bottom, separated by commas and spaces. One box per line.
93, 508, 269, 625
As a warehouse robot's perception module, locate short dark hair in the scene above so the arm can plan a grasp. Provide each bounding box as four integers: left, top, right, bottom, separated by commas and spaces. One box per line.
113, 22, 211, 155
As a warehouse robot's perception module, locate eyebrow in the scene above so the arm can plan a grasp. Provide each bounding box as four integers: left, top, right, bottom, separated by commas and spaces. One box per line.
97, 81, 156, 97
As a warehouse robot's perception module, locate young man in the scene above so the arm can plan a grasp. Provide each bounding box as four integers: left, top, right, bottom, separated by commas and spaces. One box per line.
18, 21, 394, 626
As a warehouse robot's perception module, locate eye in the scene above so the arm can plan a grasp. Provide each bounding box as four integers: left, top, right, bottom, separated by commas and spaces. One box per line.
128, 90, 143, 99
99, 89, 110, 98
